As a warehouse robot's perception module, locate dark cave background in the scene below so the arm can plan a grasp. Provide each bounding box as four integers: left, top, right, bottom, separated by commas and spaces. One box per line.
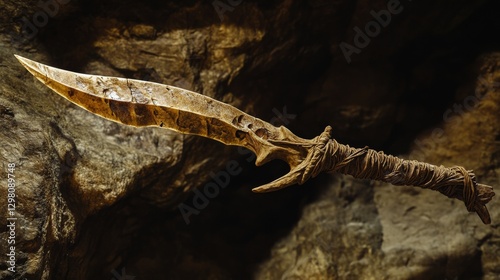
1, 0, 500, 279
39, 0, 500, 153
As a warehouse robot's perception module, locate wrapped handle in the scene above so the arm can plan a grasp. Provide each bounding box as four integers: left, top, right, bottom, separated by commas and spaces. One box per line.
253, 126, 495, 224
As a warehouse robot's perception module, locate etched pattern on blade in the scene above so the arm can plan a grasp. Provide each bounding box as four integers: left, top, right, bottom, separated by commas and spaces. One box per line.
14, 55, 277, 148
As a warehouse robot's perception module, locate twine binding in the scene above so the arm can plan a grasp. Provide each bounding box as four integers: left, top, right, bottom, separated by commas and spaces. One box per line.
304, 126, 495, 224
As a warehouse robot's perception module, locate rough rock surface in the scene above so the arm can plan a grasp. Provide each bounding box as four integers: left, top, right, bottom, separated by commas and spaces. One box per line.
0, 0, 498, 279
256, 53, 500, 280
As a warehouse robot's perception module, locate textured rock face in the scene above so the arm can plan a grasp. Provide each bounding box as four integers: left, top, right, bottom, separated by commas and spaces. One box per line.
0, 0, 498, 279
255, 175, 384, 279
256, 53, 500, 280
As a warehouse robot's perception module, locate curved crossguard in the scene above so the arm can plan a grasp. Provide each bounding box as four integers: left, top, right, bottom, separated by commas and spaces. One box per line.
15, 55, 495, 224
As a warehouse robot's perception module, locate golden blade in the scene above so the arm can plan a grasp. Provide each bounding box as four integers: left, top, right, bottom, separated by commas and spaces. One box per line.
15, 55, 307, 167
15, 55, 272, 145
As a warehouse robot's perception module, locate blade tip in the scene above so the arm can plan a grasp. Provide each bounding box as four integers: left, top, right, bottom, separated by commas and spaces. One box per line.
14, 54, 26, 63
14, 54, 32, 69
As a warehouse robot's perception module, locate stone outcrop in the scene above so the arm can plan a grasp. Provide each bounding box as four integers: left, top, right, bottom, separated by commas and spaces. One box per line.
0, 0, 498, 279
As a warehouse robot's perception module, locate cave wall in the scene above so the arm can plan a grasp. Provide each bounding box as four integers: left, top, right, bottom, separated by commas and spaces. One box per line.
0, 0, 499, 279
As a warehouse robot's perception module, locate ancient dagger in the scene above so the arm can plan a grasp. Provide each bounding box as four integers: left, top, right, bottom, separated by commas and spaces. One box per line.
15, 55, 495, 224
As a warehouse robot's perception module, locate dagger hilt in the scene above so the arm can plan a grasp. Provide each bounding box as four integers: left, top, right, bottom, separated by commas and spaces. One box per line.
252, 126, 495, 224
